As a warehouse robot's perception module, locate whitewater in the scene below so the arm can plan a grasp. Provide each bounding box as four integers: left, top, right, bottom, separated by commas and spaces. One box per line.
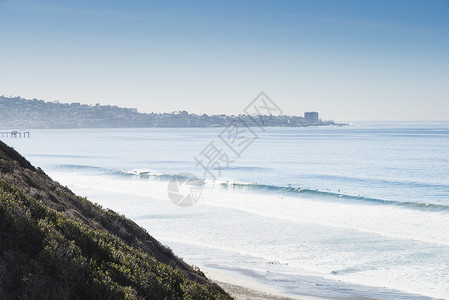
5, 121, 449, 299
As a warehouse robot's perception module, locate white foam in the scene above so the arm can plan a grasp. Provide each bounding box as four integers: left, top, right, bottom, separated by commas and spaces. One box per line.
47, 171, 449, 299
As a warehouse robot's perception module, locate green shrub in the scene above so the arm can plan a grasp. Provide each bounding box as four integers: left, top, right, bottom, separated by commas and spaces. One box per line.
0, 181, 231, 299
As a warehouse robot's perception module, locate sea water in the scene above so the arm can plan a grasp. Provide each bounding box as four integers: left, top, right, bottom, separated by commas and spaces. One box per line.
4, 122, 449, 299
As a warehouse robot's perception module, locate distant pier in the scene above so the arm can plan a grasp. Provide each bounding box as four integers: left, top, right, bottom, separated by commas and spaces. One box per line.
0, 131, 30, 138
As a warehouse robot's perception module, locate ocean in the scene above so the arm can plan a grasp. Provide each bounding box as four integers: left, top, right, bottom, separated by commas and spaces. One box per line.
5, 121, 449, 299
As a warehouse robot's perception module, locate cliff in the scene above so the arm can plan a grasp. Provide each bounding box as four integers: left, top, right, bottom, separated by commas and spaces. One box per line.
0, 140, 231, 299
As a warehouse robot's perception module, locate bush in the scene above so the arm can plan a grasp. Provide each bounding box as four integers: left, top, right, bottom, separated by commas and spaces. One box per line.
0, 181, 231, 300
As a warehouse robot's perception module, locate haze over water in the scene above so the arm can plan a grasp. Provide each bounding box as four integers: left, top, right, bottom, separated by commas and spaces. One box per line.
6, 121, 449, 299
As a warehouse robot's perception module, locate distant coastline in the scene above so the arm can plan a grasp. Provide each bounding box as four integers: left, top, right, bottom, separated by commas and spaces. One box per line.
0, 95, 347, 129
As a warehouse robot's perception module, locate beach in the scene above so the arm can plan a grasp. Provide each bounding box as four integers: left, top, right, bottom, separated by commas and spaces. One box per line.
203, 266, 383, 300
201, 266, 309, 300
216, 281, 301, 300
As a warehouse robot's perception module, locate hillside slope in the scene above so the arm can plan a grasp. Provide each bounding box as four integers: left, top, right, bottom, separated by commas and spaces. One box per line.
0, 140, 231, 299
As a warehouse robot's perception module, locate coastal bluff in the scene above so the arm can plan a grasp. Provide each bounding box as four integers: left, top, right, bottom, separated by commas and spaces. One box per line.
0, 140, 231, 299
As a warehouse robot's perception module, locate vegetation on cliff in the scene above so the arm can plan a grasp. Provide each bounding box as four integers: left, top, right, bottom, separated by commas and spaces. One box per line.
0, 140, 231, 299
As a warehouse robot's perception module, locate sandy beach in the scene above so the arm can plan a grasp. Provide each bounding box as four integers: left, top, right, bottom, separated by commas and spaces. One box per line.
215, 280, 302, 300
201, 266, 321, 300
206, 266, 377, 300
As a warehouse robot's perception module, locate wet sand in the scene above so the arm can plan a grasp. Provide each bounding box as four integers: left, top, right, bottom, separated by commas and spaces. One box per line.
201, 266, 323, 300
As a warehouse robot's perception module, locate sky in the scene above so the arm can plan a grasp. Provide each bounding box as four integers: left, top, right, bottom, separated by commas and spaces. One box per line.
1, 0, 448, 121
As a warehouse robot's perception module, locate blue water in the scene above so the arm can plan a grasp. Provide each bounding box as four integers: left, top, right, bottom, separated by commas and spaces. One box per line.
4, 122, 449, 299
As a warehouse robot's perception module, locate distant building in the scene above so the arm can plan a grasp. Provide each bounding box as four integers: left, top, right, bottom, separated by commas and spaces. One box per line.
304, 111, 319, 124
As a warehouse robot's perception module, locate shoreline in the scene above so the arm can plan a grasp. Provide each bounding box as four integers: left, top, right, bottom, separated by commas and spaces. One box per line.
201, 266, 325, 300
201, 264, 433, 300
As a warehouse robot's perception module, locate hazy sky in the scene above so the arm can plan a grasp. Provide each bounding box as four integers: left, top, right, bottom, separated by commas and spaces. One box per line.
1, 0, 448, 121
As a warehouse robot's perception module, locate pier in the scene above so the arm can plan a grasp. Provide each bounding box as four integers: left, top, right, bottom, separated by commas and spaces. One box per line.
0, 131, 30, 138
